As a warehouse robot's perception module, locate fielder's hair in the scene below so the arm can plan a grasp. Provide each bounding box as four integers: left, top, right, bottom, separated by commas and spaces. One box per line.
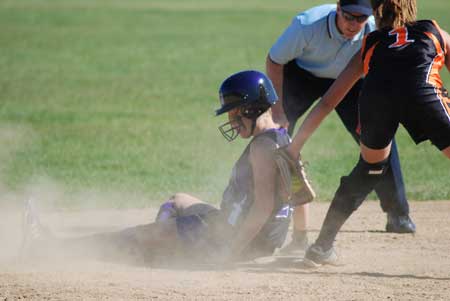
371, 0, 417, 28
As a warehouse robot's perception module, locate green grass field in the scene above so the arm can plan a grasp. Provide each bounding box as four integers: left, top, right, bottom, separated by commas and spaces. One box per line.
0, 0, 449, 207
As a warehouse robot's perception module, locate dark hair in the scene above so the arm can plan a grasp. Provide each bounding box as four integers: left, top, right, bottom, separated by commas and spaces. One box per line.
370, 0, 384, 10
371, 0, 417, 28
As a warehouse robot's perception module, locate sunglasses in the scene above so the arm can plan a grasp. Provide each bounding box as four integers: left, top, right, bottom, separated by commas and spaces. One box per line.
341, 10, 369, 23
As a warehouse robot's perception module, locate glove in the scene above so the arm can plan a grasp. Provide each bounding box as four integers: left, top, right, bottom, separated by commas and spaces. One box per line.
274, 146, 316, 206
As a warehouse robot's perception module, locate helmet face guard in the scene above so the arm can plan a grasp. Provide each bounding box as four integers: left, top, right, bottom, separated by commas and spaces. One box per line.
218, 116, 242, 142
217, 104, 271, 142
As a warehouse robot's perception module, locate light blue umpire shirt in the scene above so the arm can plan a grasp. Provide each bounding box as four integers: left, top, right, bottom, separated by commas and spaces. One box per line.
269, 4, 376, 79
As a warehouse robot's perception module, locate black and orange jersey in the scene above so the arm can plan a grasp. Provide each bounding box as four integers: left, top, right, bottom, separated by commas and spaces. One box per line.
361, 20, 447, 89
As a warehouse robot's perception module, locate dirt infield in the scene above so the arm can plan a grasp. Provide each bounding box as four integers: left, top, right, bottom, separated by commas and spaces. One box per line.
1, 201, 449, 300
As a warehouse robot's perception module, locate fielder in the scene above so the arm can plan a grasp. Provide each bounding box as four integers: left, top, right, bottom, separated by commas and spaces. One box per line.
286, 0, 450, 267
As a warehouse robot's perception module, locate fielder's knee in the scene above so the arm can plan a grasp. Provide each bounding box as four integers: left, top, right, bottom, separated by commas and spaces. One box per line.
355, 156, 390, 177
330, 156, 390, 214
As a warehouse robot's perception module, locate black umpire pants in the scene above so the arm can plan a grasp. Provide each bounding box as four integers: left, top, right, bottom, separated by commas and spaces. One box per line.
283, 61, 409, 215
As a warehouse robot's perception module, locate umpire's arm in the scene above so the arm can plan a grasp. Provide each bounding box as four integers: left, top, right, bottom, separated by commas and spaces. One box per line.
266, 55, 288, 128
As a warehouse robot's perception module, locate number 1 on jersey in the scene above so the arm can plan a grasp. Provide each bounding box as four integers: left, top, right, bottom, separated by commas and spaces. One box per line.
389, 27, 415, 48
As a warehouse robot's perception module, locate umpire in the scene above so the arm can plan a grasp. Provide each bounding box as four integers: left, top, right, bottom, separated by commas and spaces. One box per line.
266, 0, 415, 250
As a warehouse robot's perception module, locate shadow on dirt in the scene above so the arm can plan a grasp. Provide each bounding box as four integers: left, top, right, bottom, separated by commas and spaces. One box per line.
239, 257, 450, 281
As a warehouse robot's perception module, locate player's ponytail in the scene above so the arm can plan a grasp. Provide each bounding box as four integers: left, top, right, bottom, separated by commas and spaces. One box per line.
371, 0, 417, 29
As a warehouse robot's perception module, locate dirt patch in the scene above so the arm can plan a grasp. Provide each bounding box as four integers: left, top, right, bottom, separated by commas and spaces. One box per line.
1, 201, 449, 300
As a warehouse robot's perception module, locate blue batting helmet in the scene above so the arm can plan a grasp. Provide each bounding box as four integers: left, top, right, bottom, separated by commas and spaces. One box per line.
215, 70, 278, 118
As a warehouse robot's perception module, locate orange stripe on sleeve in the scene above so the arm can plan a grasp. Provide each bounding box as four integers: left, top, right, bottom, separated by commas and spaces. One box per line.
425, 31, 445, 88
361, 35, 368, 60
363, 42, 378, 76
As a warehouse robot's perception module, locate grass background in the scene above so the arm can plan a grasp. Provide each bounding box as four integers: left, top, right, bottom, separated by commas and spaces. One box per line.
0, 0, 449, 208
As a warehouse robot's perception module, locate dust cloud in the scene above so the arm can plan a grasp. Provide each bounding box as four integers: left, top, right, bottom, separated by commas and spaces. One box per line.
0, 188, 159, 267
0, 124, 213, 270
0, 123, 158, 266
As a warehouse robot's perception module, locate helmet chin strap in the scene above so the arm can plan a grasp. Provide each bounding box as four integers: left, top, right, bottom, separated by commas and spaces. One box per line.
236, 114, 260, 138
240, 104, 267, 137
250, 119, 257, 137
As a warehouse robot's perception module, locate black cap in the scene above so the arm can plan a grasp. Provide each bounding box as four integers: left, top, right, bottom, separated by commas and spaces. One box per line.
340, 0, 372, 16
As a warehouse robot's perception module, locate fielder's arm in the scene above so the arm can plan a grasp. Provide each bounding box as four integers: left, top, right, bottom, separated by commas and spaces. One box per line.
229, 137, 277, 256
287, 51, 364, 158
